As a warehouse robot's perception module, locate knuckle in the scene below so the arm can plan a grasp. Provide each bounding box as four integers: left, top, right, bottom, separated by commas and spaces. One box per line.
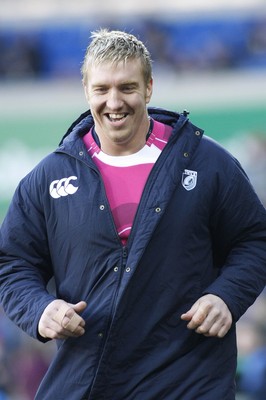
50, 331, 59, 339
61, 317, 71, 329
65, 309, 74, 318
196, 326, 205, 334
195, 314, 205, 324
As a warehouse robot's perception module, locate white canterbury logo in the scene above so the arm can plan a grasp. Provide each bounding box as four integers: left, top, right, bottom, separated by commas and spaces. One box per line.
49, 176, 79, 199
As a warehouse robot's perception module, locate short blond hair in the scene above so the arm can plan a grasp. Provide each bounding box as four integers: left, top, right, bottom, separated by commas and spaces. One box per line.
81, 29, 153, 84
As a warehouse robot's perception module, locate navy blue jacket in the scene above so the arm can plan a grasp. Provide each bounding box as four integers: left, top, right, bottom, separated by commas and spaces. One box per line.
1, 108, 266, 400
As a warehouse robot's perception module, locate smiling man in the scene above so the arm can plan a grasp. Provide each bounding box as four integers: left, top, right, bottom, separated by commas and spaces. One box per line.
83, 59, 153, 155
0, 29, 266, 400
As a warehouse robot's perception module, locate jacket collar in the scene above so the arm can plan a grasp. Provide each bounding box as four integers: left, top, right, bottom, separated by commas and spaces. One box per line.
59, 107, 189, 147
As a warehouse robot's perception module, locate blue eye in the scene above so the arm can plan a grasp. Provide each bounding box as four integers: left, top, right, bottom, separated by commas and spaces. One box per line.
122, 85, 135, 93
95, 87, 107, 94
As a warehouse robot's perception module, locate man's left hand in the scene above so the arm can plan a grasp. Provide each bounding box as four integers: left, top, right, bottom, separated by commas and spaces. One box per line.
181, 294, 232, 338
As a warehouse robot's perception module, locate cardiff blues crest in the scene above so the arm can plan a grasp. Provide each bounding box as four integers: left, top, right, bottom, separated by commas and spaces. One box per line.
182, 169, 197, 191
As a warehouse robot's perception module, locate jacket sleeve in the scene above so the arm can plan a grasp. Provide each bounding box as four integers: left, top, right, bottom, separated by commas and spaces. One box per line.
205, 156, 266, 321
0, 174, 56, 340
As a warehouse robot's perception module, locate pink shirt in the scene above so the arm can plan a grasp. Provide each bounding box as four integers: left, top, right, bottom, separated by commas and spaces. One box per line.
83, 119, 172, 244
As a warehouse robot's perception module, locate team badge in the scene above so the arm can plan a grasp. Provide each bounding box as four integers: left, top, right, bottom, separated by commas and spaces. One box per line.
182, 169, 197, 191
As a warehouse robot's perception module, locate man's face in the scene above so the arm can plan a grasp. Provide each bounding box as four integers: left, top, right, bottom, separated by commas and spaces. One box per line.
84, 58, 153, 155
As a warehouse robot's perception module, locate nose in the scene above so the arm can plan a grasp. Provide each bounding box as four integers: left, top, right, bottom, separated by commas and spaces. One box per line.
106, 89, 123, 110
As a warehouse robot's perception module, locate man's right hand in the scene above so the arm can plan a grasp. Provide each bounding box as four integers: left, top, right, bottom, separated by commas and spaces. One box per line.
38, 299, 87, 339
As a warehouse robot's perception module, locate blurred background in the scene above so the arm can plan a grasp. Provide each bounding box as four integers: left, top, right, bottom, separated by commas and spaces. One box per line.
0, 0, 266, 399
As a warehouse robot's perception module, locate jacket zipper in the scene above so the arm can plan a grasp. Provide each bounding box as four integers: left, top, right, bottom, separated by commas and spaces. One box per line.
126, 134, 174, 249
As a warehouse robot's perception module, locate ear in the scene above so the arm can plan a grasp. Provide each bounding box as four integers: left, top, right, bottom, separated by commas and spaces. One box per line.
145, 78, 153, 104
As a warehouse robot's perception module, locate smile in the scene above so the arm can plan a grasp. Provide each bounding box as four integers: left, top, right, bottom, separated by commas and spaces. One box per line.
107, 113, 128, 122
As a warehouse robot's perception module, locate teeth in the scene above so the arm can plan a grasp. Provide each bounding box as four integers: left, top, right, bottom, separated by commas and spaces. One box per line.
108, 113, 126, 120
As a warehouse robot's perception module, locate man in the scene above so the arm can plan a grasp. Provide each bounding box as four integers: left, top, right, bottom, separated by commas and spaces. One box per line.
0, 29, 266, 400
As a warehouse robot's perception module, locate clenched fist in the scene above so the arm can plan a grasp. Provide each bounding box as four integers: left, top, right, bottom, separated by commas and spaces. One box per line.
38, 299, 87, 340
181, 294, 232, 338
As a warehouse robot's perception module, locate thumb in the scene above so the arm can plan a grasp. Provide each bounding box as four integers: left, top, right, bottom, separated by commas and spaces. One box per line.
69, 301, 87, 314
181, 310, 193, 321
181, 301, 199, 321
